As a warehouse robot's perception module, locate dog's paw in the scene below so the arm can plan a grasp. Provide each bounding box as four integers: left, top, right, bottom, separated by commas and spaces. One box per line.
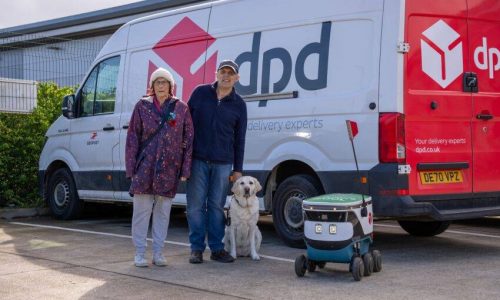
230, 251, 237, 259
251, 254, 260, 261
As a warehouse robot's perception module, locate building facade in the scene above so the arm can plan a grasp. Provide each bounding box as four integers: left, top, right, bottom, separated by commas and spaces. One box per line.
0, 0, 204, 87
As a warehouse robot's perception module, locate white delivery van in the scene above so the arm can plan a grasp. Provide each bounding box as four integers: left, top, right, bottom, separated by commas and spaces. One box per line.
39, 0, 500, 247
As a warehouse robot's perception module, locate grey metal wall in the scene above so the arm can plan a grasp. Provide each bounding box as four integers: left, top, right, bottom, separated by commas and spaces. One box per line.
0, 35, 110, 87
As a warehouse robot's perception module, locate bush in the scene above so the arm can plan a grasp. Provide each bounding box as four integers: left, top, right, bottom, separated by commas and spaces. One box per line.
0, 82, 75, 208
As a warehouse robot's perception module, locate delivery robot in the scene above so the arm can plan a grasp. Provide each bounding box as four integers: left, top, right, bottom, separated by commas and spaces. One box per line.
294, 120, 382, 281
294, 193, 382, 281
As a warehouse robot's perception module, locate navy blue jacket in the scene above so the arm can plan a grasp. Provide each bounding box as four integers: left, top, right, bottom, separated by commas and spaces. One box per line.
188, 82, 247, 172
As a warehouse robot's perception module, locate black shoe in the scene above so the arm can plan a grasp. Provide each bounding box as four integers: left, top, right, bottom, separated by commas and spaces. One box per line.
210, 250, 235, 263
189, 251, 203, 264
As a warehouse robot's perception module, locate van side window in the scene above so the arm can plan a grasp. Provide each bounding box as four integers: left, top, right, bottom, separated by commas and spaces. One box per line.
81, 68, 98, 117
79, 56, 120, 117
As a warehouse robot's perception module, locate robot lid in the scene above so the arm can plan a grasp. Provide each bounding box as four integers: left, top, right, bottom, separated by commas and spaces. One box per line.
302, 193, 372, 211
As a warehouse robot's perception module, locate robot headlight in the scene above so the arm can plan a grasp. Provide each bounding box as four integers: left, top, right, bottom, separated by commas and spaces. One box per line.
329, 224, 337, 234
315, 224, 322, 234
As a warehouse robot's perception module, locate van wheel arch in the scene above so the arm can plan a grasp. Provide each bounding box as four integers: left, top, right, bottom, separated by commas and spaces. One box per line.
271, 163, 324, 248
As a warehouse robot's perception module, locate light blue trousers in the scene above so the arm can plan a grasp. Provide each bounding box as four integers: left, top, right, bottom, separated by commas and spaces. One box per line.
132, 194, 172, 255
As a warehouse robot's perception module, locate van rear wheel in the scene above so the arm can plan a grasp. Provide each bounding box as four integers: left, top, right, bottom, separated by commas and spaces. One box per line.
398, 220, 450, 236
272, 174, 323, 248
47, 168, 83, 220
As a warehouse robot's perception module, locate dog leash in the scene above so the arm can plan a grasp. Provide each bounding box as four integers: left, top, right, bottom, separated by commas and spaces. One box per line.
225, 196, 233, 226
233, 197, 247, 208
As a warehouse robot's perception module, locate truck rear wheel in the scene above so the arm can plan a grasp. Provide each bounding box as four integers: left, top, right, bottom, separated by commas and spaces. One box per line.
47, 168, 83, 220
398, 220, 450, 236
272, 174, 322, 248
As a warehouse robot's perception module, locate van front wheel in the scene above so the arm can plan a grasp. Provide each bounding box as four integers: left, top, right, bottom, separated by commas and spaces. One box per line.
272, 174, 323, 248
47, 168, 83, 220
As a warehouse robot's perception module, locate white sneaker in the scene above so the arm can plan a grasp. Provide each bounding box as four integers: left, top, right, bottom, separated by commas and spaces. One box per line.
134, 254, 148, 267
153, 253, 167, 266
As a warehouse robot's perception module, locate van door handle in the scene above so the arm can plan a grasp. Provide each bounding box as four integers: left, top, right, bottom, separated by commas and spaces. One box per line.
476, 114, 493, 120
103, 126, 115, 131
122, 125, 129, 129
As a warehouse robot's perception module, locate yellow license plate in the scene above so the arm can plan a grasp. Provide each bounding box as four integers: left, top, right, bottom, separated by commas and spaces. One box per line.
419, 170, 463, 184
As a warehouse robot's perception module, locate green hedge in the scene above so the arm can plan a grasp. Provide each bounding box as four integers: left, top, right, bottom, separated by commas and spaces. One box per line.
0, 82, 75, 208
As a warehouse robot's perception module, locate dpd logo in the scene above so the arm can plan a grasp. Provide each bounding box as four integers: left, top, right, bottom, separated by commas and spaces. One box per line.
148, 17, 332, 99
474, 37, 500, 79
421, 20, 463, 88
235, 22, 331, 95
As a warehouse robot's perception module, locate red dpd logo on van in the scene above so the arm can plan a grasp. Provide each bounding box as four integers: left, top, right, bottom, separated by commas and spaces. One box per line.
148, 17, 218, 100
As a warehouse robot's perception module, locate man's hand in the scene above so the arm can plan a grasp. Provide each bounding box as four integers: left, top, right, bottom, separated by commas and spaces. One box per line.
231, 171, 243, 182
180, 176, 187, 181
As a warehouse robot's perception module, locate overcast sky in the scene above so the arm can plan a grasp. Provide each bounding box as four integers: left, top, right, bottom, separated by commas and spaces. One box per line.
0, 0, 144, 30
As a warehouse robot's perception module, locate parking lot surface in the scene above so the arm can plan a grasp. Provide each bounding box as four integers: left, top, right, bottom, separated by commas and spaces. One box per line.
1, 207, 499, 299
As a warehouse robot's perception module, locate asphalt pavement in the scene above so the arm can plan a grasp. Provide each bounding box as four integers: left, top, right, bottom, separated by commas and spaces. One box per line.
1, 207, 499, 299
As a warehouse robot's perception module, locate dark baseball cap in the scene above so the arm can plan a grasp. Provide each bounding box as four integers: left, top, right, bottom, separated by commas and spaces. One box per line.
217, 59, 239, 74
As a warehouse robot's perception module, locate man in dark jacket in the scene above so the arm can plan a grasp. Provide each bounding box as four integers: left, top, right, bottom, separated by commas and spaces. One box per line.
187, 60, 247, 263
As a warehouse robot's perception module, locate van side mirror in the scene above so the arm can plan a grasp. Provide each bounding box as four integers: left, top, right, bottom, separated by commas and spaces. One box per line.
62, 94, 76, 119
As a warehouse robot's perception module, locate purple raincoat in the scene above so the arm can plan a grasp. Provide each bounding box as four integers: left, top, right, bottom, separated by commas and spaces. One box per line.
125, 96, 193, 198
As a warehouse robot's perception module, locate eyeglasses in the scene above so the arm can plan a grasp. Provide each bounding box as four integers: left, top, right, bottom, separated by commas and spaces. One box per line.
154, 80, 169, 86
218, 68, 236, 76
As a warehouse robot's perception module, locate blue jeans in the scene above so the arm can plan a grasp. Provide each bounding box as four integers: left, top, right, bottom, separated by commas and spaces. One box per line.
187, 159, 232, 252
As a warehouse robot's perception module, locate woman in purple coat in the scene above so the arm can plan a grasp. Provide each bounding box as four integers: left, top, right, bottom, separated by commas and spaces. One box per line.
125, 68, 193, 267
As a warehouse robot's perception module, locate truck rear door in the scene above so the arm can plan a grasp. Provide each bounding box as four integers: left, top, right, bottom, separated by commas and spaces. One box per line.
468, 0, 500, 192
405, 0, 473, 195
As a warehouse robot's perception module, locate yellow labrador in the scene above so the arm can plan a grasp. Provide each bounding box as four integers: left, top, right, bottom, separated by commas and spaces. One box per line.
224, 176, 262, 260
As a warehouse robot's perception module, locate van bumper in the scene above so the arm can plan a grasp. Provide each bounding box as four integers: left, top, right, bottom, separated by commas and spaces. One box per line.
372, 194, 500, 220
369, 163, 500, 220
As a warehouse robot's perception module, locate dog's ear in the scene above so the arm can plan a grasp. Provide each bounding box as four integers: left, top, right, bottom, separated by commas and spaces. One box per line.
254, 177, 262, 193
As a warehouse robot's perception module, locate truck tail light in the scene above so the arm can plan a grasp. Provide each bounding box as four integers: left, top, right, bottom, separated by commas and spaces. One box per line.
379, 113, 406, 163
